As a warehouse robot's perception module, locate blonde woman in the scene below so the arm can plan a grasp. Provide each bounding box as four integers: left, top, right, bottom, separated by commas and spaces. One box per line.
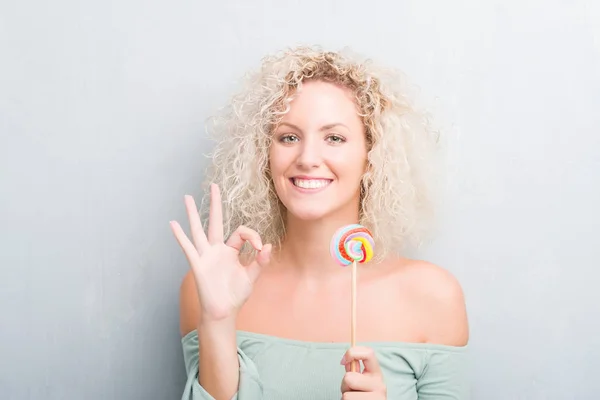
171, 46, 469, 400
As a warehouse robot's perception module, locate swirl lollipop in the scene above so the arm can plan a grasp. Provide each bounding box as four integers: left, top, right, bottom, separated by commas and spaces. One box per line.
330, 224, 375, 266
330, 224, 375, 372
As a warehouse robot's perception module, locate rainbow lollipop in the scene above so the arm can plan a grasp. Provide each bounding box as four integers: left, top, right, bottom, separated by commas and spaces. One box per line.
330, 224, 375, 266
330, 224, 375, 372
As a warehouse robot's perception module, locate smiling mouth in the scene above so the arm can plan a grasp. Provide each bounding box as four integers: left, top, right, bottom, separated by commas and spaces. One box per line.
290, 178, 333, 190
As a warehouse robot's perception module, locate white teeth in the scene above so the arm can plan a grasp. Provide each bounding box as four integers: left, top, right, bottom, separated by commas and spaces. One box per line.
293, 179, 331, 189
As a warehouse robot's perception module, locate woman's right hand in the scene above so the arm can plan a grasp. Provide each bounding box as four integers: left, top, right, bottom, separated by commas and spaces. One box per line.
170, 183, 272, 323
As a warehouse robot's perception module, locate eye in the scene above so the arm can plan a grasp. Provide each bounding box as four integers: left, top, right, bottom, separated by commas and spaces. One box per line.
279, 134, 299, 144
326, 134, 346, 144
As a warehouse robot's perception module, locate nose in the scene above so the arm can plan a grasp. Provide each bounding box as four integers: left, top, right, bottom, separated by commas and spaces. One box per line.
296, 138, 322, 169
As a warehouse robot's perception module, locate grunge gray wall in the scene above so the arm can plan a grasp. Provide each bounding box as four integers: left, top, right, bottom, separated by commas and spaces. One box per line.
1, 0, 599, 398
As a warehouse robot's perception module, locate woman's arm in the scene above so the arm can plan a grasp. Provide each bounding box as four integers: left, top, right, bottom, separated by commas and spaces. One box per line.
180, 270, 241, 400
174, 187, 270, 399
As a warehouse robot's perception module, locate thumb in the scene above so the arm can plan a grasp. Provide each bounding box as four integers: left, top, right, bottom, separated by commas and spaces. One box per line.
247, 243, 272, 283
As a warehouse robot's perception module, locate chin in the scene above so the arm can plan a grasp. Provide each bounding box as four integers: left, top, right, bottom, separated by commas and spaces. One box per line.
284, 204, 332, 221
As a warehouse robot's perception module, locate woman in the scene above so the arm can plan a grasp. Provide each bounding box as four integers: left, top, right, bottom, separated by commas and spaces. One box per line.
171, 46, 469, 399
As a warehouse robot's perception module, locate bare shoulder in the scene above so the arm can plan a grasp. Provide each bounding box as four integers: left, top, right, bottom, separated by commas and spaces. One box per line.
391, 258, 470, 346
179, 269, 201, 337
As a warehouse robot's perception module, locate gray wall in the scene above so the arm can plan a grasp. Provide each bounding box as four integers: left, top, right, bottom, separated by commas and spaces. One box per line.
1, 0, 599, 399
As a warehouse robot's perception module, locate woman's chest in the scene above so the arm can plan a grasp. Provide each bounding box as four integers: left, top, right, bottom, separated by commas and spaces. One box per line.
238, 290, 424, 344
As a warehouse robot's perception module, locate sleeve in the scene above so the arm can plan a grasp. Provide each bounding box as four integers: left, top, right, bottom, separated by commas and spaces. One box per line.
415, 349, 470, 400
181, 330, 263, 400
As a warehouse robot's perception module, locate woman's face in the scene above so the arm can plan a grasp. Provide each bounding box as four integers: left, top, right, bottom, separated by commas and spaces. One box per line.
269, 80, 368, 222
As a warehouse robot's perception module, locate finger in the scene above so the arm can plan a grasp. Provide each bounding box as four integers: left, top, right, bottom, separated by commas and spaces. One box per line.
341, 347, 382, 375
255, 243, 272, 267
225, 226, 263, 252
207, 183, 224, 244
169, 221, 202, 268
184, 195, 208, 252
247, 244, 272, 283
340, 372, 377, 393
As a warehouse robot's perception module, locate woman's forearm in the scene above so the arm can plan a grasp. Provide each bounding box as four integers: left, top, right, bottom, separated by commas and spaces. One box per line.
197, 318, 239, 400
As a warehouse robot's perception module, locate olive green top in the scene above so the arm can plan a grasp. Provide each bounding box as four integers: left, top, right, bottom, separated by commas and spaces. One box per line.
180, 329, 469, 399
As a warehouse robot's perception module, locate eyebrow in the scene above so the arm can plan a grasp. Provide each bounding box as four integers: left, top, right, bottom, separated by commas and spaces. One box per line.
277, 122, 350, 132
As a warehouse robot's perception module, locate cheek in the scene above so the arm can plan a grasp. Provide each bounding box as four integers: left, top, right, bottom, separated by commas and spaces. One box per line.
268, 152, 282, 176
329, 148, 367, 179
268, 148, 290, 188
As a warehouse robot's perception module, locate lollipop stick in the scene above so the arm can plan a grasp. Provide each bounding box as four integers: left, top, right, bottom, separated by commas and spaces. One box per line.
351, 259, 358, 372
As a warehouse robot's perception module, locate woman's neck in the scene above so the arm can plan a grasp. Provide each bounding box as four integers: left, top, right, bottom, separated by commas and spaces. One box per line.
274, 213, 361, 278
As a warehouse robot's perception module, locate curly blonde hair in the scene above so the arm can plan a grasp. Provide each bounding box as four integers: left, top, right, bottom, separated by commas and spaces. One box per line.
200, 46, 441, 260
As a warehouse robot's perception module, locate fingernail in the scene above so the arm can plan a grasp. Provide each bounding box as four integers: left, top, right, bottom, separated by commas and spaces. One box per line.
340, 356, 346, 365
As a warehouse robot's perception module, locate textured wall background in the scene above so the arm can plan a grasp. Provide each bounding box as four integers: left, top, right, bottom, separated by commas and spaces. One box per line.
1, 0, 599, 398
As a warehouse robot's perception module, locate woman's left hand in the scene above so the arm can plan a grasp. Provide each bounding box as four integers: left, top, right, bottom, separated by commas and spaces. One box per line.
340, 346, 387, 399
